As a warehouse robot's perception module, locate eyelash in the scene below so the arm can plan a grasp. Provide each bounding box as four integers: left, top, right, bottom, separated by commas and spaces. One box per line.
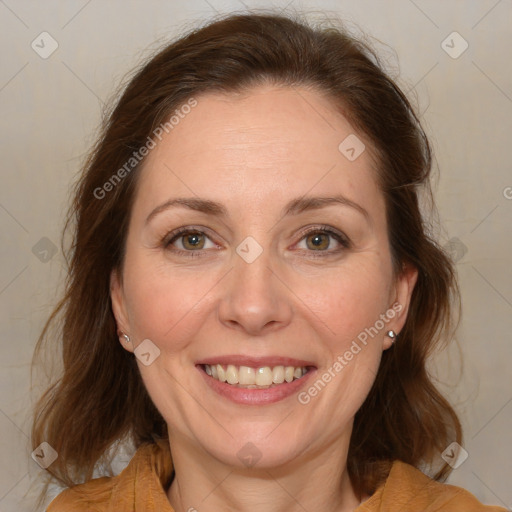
162, 225, 351, 259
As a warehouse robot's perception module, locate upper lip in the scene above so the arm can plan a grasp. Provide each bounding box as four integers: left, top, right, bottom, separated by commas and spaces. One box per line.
196, 355, 317, 368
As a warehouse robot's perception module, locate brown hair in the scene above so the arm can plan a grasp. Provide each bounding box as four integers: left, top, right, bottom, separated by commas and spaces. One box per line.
32, 11, 461, 498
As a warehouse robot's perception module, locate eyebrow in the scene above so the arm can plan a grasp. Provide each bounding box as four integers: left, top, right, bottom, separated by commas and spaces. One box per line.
145, 194, 371, 225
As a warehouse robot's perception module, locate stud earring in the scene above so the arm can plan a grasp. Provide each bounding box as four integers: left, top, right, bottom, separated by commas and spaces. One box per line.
386, 330, 397, 343
122, 333, 131, 344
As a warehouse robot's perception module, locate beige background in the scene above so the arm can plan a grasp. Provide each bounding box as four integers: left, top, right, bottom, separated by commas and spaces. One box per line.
0, 0, 511, 510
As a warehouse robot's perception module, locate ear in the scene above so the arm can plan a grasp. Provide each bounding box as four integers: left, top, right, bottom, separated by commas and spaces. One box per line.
110, 268, 134, 353
383, 262, 418, 350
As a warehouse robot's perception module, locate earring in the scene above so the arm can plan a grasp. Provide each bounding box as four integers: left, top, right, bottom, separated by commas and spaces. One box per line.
386, 330, 397, 343
122, 333, 131, 344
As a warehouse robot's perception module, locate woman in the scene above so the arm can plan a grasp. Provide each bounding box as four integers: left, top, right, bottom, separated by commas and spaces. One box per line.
32, 11, 507, 512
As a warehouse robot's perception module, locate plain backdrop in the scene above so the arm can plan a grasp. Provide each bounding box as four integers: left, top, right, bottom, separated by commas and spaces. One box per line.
1, 1, 511, 510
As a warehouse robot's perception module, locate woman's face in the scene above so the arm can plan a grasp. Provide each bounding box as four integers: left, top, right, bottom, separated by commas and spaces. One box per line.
111, 85, 417, 468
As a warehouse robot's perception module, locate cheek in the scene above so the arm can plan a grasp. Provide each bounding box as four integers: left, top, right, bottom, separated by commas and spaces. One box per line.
295, 258, 392, 343
122, 259, 221, 350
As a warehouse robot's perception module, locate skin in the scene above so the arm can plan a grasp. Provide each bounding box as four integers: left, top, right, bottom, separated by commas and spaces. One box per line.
111, 84, 418, 512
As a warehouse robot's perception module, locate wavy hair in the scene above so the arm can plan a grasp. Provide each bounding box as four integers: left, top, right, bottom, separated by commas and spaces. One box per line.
32, 11, 461, 498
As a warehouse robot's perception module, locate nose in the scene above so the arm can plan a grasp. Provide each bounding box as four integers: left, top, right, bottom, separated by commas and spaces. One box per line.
217, 247, 293, 336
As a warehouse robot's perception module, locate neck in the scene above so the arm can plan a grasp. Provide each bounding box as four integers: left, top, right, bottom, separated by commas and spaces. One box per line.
166, 432, 365, 512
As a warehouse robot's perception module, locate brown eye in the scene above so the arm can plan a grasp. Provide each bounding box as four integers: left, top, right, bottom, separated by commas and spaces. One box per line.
295, 227, 350, 256
164, 229, 216, 253
305, 232, 331, 250
181, 232, 205, 250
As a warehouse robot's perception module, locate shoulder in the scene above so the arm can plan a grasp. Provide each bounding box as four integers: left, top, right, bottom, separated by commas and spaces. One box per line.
46, 440, 174, 512
359, 460, 507, 512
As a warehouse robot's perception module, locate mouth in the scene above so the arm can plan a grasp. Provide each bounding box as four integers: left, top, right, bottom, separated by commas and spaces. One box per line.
196, 356, 317, 405
201, 363, 312, 389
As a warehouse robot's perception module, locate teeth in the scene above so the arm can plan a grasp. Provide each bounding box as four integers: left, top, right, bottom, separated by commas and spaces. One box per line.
255, 367, 273, 386
239, 366, 256, 385
204, 364, 309, 387
272, 366, 285, 384
226, 364, 238, 385
217, 365, 227, 382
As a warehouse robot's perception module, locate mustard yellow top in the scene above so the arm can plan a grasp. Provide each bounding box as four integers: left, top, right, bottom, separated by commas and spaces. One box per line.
47, 440, 507, 511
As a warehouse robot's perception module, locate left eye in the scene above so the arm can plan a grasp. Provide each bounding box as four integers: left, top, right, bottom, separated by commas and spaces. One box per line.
296, 230, 347, 251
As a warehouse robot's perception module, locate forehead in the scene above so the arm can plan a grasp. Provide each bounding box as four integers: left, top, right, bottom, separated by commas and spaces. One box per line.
134, 85, 384, 222
150, 85, 372, 166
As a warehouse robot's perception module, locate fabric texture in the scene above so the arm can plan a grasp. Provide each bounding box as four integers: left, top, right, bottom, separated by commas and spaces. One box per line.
47, 440, 507, 511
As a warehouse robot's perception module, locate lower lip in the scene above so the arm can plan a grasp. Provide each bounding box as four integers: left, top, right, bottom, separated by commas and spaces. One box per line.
197, 365, 317, 405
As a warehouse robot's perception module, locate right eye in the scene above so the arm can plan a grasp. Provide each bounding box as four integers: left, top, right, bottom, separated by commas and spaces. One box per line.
163, 227, 219, 257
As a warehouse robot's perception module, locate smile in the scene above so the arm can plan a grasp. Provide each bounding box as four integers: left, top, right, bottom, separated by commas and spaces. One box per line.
197, 360, 317, 405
